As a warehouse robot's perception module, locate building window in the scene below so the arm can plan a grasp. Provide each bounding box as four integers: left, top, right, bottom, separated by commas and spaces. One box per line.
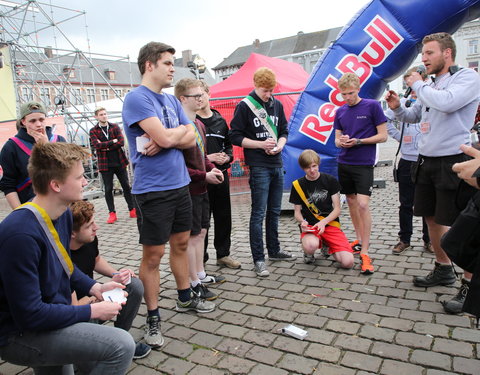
63, 67, 76, 79
86, 88, 95, 103
469, 39, 478, 55
100, 89, 109, 101
40, 87, 50, 105
469, 61, 479, 72
105, 69, 116, 80
21, 87, 33, 101
114, 89, 122, 97
69, 88, 82, 105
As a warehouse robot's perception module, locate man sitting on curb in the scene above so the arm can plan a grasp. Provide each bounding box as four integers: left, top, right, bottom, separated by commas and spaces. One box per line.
0, 142, 134, 374
70, 200, 151, 358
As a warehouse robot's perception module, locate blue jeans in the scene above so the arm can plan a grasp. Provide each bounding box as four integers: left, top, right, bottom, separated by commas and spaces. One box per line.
249, 166, 284, 262
0, 322, 135, 374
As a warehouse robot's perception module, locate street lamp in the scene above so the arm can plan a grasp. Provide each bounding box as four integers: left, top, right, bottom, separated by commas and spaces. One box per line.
187, 55, 206, 79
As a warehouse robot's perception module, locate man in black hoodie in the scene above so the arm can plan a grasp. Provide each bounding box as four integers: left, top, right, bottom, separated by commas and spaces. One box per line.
197, 81, 241, 270
230, 67, 296, 277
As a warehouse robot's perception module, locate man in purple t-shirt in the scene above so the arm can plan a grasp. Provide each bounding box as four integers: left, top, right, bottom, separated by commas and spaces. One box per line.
334, 73, 387, 275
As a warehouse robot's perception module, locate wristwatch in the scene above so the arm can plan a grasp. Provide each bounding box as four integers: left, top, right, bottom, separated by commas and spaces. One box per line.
356, 138, 362, 145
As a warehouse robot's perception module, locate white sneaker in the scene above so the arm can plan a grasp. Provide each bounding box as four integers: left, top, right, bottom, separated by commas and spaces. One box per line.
254, 261, 269, 277
144, 316, 164, 347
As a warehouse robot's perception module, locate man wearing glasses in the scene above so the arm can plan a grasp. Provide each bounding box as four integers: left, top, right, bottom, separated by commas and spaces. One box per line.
122, 42, 211, 349
175, 78, 225, 303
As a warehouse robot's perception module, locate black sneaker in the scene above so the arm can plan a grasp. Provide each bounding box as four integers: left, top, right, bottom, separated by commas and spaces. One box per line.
442, 278, 470, 314
133, 342, 152, 359
413, 262, 456, 287
175, 294, 215, 313
269, 250, 297, 261
200, 274, 226, 284
144, 316, 164, 347
192, 283, 217, 301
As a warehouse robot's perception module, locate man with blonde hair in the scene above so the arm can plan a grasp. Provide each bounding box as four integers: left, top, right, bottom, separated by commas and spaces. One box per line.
231, 67, 295, 277
386, 32, 480, 310
89, 107, 136, 224
334, 72, 388, 275
290, 149, 354, 268
175, 78, 224, 302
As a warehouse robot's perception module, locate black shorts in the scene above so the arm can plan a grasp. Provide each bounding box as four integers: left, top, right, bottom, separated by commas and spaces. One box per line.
133, 186, 192, 245
338, 163, 374, 196
414, 154, 473, 226
191, 193, 210, 235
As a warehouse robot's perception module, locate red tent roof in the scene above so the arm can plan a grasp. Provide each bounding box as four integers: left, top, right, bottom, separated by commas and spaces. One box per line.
210, 53, 308, 98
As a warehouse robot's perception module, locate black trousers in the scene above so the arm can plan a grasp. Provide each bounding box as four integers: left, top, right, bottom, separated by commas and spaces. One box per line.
101, 167, 134, 213
204, 170, 232, 261
398, 158, 429, 244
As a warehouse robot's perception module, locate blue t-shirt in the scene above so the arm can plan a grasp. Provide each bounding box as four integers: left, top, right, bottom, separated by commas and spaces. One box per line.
333, 98, 387, 165
122, 85, 191, 194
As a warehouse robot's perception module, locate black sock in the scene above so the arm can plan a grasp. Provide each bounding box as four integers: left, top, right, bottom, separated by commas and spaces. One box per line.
147, 308, 159, 318
178, 288, 191, 302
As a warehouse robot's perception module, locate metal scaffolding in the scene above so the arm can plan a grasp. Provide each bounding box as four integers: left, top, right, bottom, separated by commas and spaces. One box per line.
0, 0, 134, 197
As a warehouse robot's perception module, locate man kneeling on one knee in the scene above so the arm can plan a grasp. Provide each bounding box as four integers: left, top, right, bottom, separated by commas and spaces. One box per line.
289, 149, 354, 269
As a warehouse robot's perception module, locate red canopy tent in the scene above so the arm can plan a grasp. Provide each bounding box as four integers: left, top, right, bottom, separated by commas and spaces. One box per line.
209, 53, 309, 124
209, 53, 309, 178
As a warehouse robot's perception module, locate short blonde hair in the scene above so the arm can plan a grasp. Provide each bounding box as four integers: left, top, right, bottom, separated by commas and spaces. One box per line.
298, 149, 320, 169
94, 107, 106, 116
174, 78, 201, 99
28, 143, 88, 195
253, 67, 276, 89
338, 73, 360, 90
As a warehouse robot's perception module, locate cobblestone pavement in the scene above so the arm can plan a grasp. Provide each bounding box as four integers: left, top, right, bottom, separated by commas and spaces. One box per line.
1, 143, 480, 374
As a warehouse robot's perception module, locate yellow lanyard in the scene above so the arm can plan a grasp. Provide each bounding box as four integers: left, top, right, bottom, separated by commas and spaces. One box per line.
292, 180, 341, 228
17, 202, 74, 277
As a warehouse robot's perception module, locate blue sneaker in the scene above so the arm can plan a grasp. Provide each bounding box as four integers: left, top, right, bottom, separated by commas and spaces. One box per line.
133, 342, 152, 359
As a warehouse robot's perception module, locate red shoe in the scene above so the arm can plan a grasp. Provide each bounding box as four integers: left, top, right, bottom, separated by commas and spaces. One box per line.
129, 208, 137, 218
350, 240, 362, 254
107, 212, 117, 224
360, 254, 374, 275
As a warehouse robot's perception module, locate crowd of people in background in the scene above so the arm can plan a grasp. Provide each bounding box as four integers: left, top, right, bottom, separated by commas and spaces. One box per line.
1, 31, 480, 373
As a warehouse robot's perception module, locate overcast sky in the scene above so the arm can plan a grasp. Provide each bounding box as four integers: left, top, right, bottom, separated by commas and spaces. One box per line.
14, 0, 367, 69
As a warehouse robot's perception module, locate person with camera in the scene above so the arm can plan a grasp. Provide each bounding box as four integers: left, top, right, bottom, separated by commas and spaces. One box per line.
385, 32, 480, 294
386, 67, 431, 255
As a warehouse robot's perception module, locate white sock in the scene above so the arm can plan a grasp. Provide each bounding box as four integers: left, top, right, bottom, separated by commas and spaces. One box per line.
197, 271, 206, 280
191, 279, 201, 288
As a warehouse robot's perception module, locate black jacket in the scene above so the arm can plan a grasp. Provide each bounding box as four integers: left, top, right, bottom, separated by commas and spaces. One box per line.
197, 109, 233, 171
0, 127, 65, 203
230, 90, 288, 168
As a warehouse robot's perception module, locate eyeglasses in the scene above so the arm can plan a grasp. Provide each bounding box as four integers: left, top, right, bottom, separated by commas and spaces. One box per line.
183, 94, 203, 100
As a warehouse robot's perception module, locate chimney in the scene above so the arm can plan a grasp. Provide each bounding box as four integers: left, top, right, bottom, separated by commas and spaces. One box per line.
182, 50, 192, 67
253, 39, 260, 48
44, 46, 53, 58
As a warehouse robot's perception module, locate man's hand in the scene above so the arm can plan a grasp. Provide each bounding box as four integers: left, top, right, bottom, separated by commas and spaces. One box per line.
313, 221, 326, 234
338, 134, 357, 148
143, 138, 162, 156
90, 300, 123, 320
299, 219, 309, 232
405, 72, 422, 88
261, 138, 277, 153
27, 128, 49, 144
452, 144, 480, 188
89, 281, 126, 301
206, 168, 224, 184
385, 90, 401, 110
207, 152, 229, 165
266, 144, 283, 155
112, 269, 135, 285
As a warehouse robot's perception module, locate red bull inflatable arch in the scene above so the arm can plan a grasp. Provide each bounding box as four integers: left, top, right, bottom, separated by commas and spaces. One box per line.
284, 0, 480, 187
